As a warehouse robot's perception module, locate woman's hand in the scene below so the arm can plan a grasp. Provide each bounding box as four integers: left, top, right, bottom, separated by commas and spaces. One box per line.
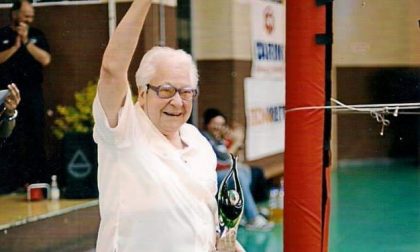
215, 229, 245, 252
229, 122, 245, 145
225, 122, 245, 156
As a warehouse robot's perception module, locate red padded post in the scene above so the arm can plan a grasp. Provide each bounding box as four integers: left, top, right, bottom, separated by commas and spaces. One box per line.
284, 0, 331, 251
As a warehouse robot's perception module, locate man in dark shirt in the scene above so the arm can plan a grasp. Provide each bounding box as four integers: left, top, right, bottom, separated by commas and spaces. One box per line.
0, 0, 51, 193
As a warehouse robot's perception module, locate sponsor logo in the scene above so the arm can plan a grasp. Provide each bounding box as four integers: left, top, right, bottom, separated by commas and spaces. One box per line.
248, 105, 285, 126
255, 41, 284, 61
67, 149, 92, 179
264, 6, 275, 34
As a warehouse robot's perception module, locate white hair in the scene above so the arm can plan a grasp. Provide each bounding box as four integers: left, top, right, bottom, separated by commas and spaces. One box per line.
135, 46, 198, 90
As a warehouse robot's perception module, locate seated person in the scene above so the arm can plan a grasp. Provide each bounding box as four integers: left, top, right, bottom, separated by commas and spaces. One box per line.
0, 84, 20, 139
202, 108, 274, 231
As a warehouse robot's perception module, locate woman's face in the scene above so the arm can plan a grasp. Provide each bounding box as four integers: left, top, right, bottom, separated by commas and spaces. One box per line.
207, 115, 227, 140
138, 61, 195, 137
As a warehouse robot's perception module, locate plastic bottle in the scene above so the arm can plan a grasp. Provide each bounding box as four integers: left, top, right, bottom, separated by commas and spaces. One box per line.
279, 179, 284, 217
51, 175, 60, 200
269, 180, 284, 223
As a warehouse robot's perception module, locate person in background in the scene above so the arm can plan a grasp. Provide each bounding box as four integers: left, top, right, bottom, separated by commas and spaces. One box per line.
93, 0, 244, 250
0, 0, 51, 191
202, 108, 274, 231
0, 84, 21, 194
0, 84, 20, 138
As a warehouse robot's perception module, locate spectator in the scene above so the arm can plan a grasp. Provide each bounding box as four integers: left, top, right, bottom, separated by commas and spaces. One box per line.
93, 0, 244, 251
0, 84, 20, 138
202, 108, 274, 231
0, 0, 51, 190
0, 84, 20, 194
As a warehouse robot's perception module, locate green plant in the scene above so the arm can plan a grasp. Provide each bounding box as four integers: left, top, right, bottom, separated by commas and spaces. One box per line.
52, 80, 97, 139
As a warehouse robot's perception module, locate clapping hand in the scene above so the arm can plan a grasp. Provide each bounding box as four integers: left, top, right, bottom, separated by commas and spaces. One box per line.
15, 22, 29, 45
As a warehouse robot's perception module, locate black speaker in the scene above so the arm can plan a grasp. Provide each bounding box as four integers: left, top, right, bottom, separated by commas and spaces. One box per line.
62, 133, 98, 199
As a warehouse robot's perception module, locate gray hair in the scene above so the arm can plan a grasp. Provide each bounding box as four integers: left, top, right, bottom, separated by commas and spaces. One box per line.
135, 46, 198, 90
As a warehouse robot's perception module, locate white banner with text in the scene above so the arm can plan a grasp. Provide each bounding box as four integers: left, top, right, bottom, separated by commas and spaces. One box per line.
250, 0, 285, 80
244, 77, 285, 161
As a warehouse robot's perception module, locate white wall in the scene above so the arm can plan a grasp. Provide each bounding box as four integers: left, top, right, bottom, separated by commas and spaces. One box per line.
334, 0, 420, 66
192, 0, 251, 60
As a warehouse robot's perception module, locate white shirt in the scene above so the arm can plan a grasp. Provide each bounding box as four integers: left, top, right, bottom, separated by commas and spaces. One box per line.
93, 88, 218, 252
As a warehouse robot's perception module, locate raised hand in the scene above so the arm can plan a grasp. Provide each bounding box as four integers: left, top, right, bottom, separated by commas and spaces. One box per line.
229, 122, 245, 145
4, 83, 20, 114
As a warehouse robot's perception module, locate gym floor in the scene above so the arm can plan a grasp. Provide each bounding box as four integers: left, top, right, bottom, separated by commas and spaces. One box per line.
237, 160, 420, 252
1, 160, 418, 251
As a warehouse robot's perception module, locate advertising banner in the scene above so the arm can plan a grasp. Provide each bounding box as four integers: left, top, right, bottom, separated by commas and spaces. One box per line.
244, 77, 285, 160
250, 0, 285, 80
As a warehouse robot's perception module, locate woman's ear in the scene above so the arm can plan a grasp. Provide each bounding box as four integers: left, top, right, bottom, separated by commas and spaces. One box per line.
138, 88, 146, 106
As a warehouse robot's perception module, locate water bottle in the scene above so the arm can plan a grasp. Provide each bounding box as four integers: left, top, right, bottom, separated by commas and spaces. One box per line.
269, 180, 284, 223
51, 175, 60, 200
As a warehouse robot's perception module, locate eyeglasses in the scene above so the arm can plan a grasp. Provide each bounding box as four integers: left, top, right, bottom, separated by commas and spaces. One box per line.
146, 83, 198, 101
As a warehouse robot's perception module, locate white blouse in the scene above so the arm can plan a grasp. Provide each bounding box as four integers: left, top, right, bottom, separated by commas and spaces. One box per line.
93, 87, 218, 252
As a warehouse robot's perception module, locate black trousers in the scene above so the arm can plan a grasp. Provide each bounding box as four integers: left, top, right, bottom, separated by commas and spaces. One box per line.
250, 166, 270, 203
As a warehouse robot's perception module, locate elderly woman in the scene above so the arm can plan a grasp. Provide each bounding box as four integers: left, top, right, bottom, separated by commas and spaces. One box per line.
0, 84, 20, 139
93, 0, 243, 251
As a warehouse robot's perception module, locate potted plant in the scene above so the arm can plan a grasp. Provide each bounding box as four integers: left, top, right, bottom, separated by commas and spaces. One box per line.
52, 80, 98, 199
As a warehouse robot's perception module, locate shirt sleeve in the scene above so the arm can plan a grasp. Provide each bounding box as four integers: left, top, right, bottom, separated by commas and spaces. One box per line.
93, 86, 135, 148
0, 27, 14, 52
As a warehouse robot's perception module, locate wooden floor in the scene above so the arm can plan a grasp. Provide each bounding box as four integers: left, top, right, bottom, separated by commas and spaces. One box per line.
0, 193, 100, 251
0, 193, 98, 230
